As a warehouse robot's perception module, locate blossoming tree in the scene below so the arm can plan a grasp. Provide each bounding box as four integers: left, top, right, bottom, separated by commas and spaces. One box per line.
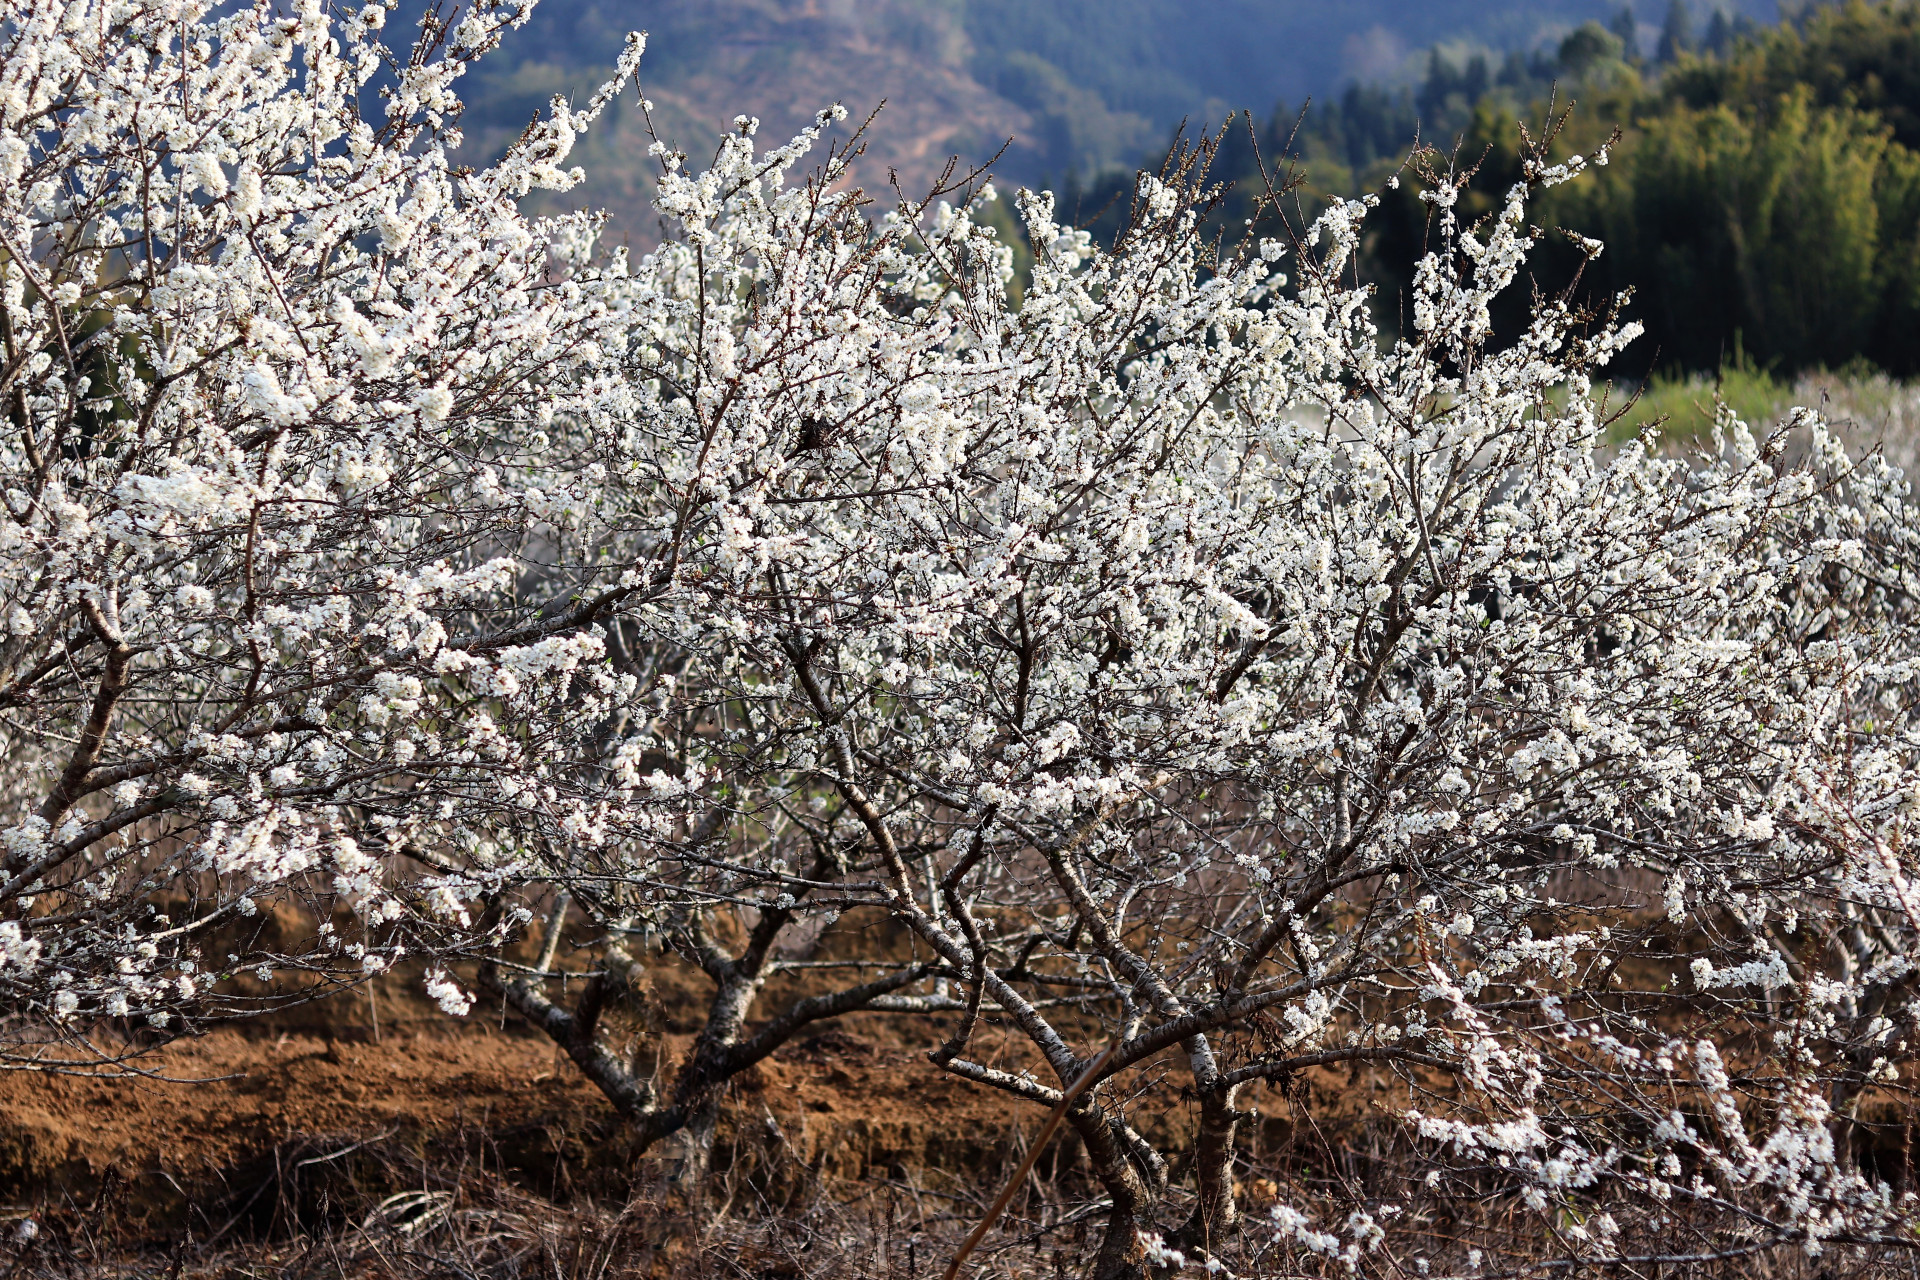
0, 0, 943, 1109
7, 1, 1920, 1276
0, 0, 666, 1056
636, 125, 1920, 1274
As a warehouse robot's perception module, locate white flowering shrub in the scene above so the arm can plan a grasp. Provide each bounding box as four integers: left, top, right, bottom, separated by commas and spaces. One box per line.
0, 0, 990, 1176
0, 0, 682, 1060
6, 2, 1920, 1275
642, 128, 1920, 1274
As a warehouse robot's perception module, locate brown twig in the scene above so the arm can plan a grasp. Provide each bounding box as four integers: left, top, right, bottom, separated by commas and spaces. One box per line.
941, 1040, 1120, 1280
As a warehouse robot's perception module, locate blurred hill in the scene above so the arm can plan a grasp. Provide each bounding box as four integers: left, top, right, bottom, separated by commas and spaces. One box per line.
453, 0, 1778, 236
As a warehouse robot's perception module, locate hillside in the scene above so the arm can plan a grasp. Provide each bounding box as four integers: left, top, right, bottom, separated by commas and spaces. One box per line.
454, 0, 1778, 233
1207, 0, 1920, 377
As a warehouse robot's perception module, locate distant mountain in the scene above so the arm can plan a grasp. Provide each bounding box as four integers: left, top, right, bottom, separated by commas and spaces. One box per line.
455, 0, 1780, 235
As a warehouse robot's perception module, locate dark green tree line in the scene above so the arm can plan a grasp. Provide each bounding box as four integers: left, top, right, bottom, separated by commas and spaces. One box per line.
1132, 0, 1920, 377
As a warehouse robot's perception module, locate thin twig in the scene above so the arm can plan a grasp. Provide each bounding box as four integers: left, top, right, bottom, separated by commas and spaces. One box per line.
941, 1039, 1119, 1280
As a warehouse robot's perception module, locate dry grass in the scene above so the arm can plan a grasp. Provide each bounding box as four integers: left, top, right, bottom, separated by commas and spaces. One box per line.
5, 1050, 1917, 1280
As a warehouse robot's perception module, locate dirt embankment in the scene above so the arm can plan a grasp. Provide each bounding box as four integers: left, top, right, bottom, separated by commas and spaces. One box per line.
0, 1008, 1211, 1236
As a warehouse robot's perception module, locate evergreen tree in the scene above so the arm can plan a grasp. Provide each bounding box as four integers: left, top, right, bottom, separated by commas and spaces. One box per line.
1464, 52, 1491, 102
1611, 4, 1643, 60
1417, 48, 1450, 121
1658, 0, 1694, 61
1705, 7, 1733, 55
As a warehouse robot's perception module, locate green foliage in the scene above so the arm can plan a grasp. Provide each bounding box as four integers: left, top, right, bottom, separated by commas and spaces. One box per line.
1552, 2, 1920, 375
1665, 0, 1920, 147
1606, 356, 1792, 440
1551, 86, 1899, 372
1190, 0, 1920, 378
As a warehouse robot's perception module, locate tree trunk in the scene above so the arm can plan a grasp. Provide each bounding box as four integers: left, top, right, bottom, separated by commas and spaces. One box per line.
668, 1096, 723, 1189
1069, 1101, 1163, 1280
1089, 1199, 1149, 1280
1175, 1082, 1242, 1257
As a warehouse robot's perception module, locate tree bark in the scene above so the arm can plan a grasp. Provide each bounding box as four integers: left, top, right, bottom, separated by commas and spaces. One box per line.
1069, 1099, 1164, 1280
1175, 1082, 1243, 1257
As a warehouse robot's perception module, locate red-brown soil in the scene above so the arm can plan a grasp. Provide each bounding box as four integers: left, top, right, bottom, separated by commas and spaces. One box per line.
0, 1003, 1112, 1232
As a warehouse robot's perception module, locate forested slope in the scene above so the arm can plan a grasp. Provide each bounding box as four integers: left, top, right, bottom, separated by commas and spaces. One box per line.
1189, 0, 1920, 376
451, 0, 1770, 226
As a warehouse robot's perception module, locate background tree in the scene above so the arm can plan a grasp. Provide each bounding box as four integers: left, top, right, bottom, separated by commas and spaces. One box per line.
1612, 3, 1644, 62
1659, 0, 1696, 63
